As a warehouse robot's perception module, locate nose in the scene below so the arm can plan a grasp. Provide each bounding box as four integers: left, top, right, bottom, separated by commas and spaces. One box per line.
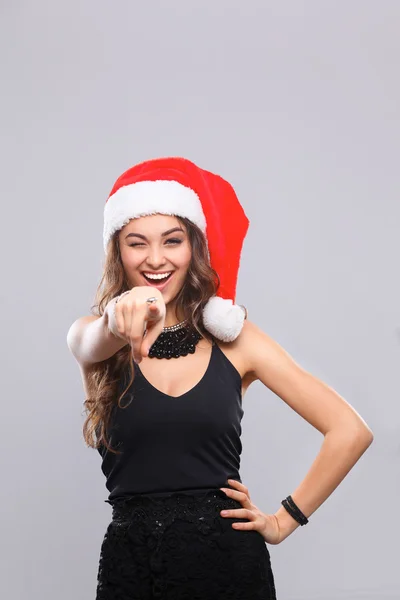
145, 245, 167, 269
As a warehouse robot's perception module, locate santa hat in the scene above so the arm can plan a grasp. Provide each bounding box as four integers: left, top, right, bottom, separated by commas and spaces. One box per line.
103, 157, 249, 342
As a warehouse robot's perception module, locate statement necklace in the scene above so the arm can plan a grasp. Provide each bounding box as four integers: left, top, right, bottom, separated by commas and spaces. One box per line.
147, 319, 203, 359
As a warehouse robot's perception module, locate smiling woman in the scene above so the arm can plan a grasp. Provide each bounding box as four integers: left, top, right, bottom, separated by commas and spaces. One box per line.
119, 218, 191, 298
67, 156, 373, 600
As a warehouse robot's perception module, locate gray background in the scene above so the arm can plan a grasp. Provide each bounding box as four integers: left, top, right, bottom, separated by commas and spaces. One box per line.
1, 1, 399, 598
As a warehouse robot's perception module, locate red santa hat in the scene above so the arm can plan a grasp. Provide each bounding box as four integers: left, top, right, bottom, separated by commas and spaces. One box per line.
103, 156, 249, 342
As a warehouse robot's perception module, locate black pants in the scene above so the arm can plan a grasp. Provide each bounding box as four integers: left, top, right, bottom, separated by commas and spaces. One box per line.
95, 488, 277, 600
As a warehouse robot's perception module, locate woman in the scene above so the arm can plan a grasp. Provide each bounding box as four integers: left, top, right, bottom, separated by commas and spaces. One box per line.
67, 156, 374, 600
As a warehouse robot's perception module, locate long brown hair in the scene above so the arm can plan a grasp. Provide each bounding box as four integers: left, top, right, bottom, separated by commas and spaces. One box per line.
82, 216, 220, 454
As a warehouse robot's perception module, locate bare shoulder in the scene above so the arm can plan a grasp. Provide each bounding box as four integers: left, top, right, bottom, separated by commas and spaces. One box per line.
66, 315, 100, 367
218, 318, 298, 389
67, 316, 101, 397
232, 317, 301, 384
216, 319, 266, 392
236, 318, 278, 364
68, 314, 100, 337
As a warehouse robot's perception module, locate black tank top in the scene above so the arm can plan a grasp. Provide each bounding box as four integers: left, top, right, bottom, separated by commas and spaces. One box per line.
97, 342, 244, 503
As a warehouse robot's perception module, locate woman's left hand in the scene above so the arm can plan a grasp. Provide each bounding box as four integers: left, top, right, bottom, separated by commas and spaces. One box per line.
219, 479, 281, 545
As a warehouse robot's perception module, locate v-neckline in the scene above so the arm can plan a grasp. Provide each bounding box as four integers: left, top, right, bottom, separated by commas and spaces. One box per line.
135, 343, 216, 400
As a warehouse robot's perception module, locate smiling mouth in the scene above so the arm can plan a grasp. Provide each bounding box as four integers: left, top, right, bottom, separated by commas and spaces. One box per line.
142, 272, 174, 284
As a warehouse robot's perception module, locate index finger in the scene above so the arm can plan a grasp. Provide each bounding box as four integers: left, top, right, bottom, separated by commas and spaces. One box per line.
146, 302, 162, 321
142, 311, 165, 355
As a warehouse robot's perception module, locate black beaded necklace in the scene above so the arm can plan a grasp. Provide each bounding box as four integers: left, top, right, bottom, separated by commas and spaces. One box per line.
147, 319, 203, 359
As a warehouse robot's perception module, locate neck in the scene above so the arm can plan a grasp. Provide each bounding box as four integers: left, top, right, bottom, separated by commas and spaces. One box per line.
164, 303, 185, 328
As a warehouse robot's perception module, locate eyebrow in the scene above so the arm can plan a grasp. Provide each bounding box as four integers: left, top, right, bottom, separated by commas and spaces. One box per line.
125, 227, 185, 241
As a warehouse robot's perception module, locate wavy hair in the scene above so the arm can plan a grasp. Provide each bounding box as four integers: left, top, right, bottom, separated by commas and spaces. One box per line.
82, 217, 220, 454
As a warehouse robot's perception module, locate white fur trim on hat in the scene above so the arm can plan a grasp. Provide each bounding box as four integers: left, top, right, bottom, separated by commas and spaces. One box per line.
103, 180, 206, 251
202, 296, 246, 342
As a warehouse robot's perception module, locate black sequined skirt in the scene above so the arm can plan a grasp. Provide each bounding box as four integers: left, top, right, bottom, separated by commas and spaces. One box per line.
95, 488, 277, 600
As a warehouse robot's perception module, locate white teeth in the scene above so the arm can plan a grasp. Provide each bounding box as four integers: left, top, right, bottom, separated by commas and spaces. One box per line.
143, 272, 172, 280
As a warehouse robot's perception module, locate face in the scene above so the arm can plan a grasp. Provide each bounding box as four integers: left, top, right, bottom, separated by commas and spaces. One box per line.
118, 214, 192, 306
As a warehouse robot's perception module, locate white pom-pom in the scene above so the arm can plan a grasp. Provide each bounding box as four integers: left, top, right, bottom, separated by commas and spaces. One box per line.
202, 296, 246, 342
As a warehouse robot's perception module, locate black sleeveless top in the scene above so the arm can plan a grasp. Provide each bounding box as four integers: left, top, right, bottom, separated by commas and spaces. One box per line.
97, 343, 244, 503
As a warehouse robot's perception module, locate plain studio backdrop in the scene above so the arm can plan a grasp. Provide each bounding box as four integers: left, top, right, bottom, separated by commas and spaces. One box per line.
0, 1, 398, 599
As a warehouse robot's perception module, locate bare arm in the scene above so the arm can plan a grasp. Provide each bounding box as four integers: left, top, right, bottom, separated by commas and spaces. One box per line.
239, 319, 374, 543
273, 427, 373, 543
67, 297, 129, 366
